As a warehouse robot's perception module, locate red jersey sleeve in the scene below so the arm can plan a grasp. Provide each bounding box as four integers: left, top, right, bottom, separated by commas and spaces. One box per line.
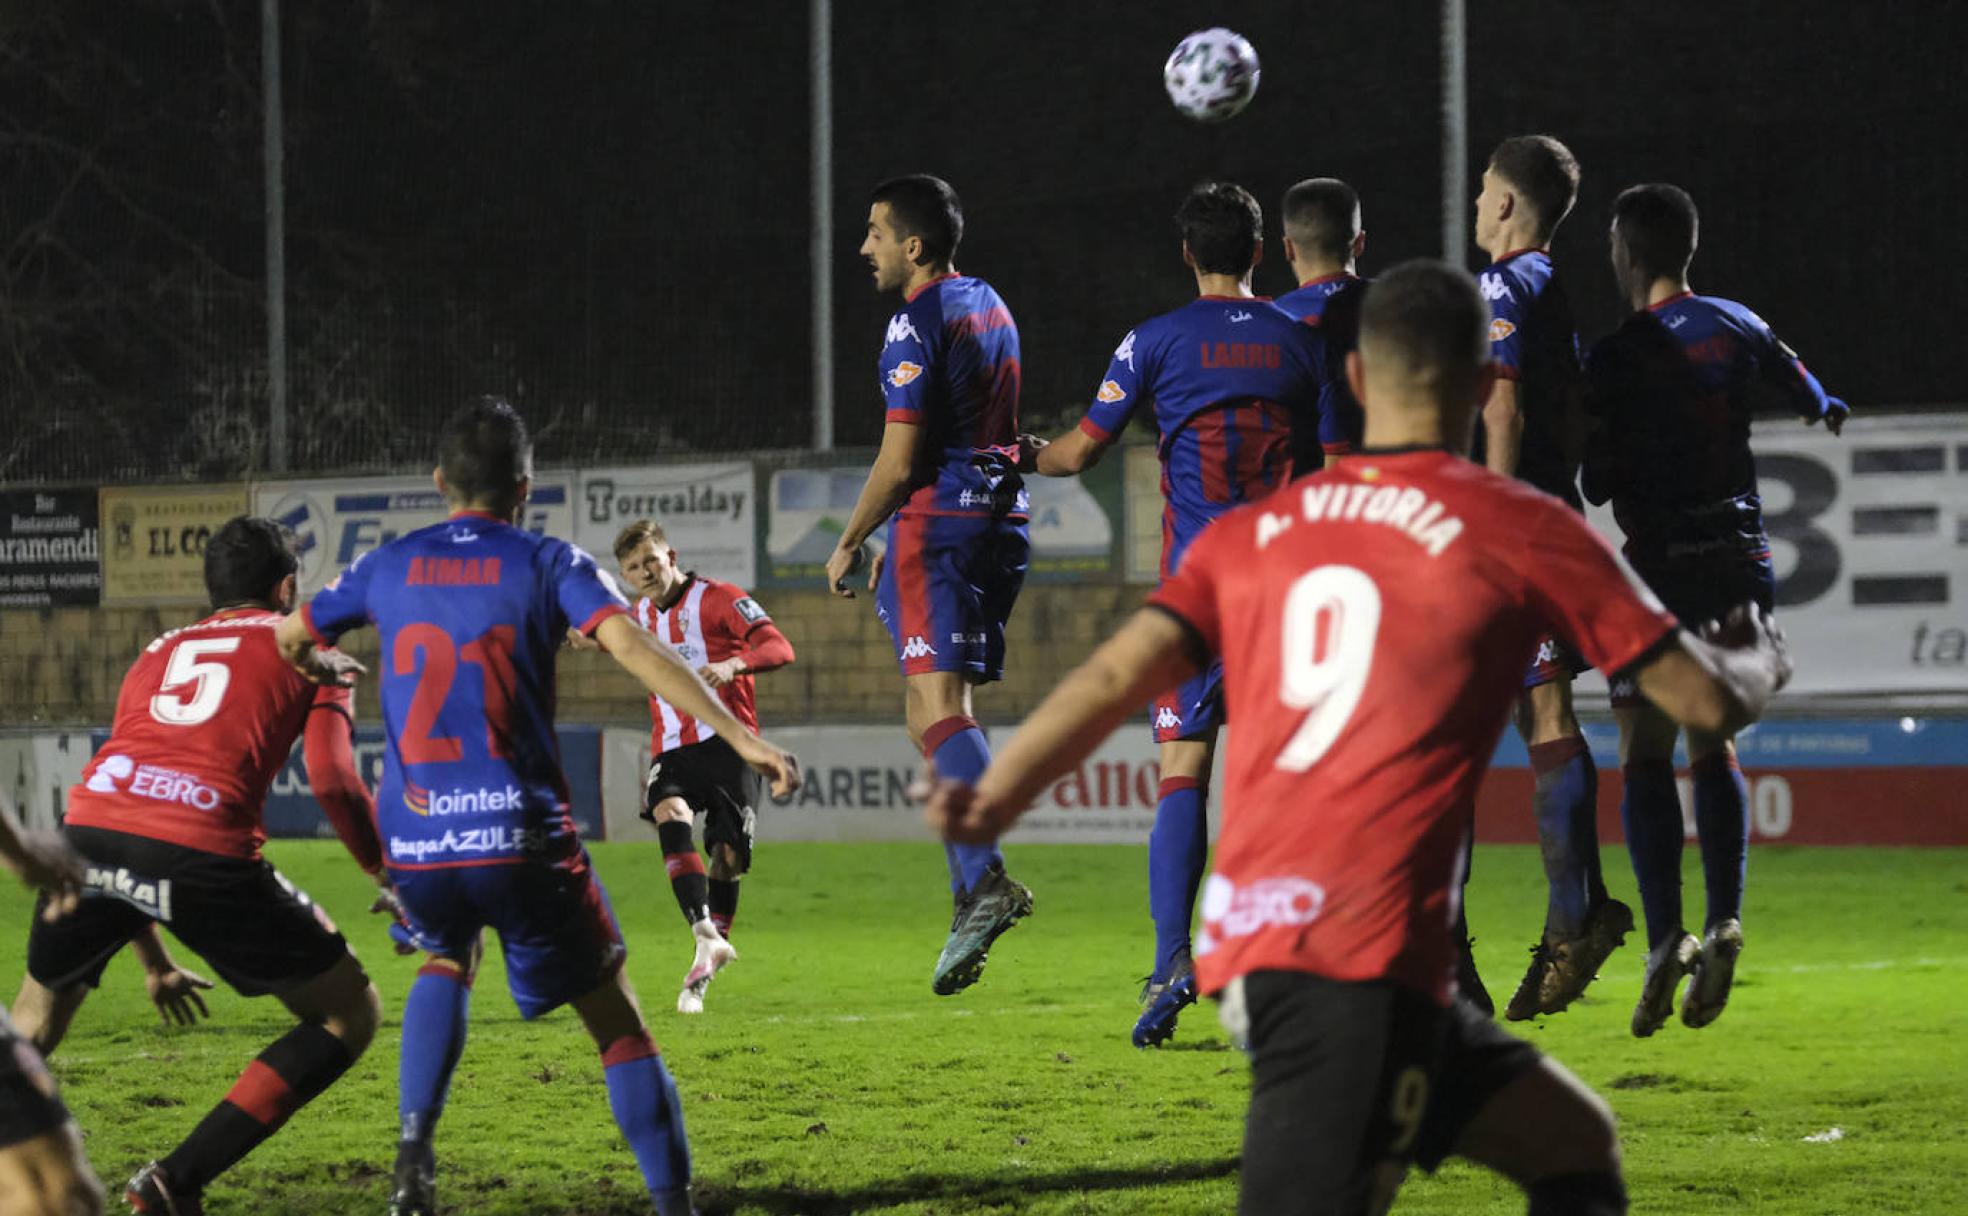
1145, 513, 1232, 656
302, 679, 383, 873
1518, 502, 1679, 676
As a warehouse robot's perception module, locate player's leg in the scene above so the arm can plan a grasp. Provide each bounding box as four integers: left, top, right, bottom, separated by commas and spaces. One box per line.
909, 671, 1003, 892
17, 833, 159, 1055
1135, 692, 1216, 1047
142, 855, 381, 1208
570, 963, 693, 1215
1447, 1058, 1627, 1214
680, 760, 758, 1013
0, 1005, 105, 1216
390, 937, 481, 1216
707, 845, 742, 941
1680, 729, 1746, 1028
646, 791, 733, 1014
9, 976, 94, 1059
1616, 701, 1700, 1037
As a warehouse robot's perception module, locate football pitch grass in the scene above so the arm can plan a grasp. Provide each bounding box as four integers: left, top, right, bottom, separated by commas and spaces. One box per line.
3, 841, 1964, 1214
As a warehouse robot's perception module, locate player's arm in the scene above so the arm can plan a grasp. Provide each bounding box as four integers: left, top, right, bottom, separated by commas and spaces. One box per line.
128, 925, 214, 1027
825, 419, 923, 598
1039, 332, 1143, 478
1481, 377, 1523, 476
1034, 426, 1113, 476
1625, 609, 1792, 737
0, 792, 84, 921
274, 561, 373, 687
698, 591, 795, 688
925, 608, 1201, 844
301, 692, 386, 877
593, 613, 800, 796
1747, 323, 1848, 436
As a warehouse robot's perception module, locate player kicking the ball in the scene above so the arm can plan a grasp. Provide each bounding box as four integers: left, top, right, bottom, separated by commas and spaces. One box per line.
926, 261, 1792, 1216
613, 519, 795, 1013
827, 174, 1036, 996
1028, 181, 1323, 1047
1585, 183, 1848, 1035
12, 516, 388, 1216
278, 399, 798, 1216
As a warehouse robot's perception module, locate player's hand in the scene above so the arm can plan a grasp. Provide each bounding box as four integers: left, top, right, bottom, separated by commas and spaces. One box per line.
1704, 603, 1794, 690
912, 767, 1013, 845
145, 965, 214, 1027
697, 658, 746, 689
1016, 431, 1049, 475
825, 543, 864, 598
295, 646, 367, 688
1820, 399, 1850, 437
369, 883, 419, 956
9, 831, 86, 921
734, 734, 801, 799
864, 546, 884, 593
564, 626, 601, 652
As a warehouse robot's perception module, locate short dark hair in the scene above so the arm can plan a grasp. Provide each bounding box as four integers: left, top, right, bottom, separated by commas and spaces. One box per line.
1176, 181, 1262, 276
204, 515, 298, 609
1281, 178, 1361, 262
870, 174, 964, 267
1488, 135, 1581, 239
439, 396, 531, 511
1612, 183, 1699, 278
1358, 260, 1490, 391
612, 518, 670, 561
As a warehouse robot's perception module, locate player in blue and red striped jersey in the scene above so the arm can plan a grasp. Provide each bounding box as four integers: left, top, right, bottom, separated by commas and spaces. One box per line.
1273, 177, 1369, 465
1469, 135, 1636, 1024
1030, 181, 1323, 1047
825, 175, 1037, 997
276, 398, 798, 1216
1586, 184, 1848, 1036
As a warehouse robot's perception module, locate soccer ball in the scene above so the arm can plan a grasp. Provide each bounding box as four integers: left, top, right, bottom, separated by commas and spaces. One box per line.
1163, 28, 1261, 123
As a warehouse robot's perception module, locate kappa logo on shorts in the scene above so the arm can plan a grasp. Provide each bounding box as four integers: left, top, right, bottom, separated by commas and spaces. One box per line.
1154, 706, 1182, 731
901, 635, 938, 661
1196, 873, 1325, 954
887, 361, 924, 388
1535, 639, 1560, 666
1096, 379, 1127, 403
1488, 318, 1517, 342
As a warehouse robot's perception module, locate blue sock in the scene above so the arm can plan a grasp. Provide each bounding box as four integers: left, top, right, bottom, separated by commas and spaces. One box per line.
1691, 753, 1749, 932
1620, 760, 1685, 949
398, 966, 471, 1147
926, 716, 1004, 894
602, 1033, 692, 1211
1530, 737, 1598, 937
1147, 777, 1207, 977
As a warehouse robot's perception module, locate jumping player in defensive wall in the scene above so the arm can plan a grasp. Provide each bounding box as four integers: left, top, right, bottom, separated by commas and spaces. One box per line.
613, 518, 795, 1014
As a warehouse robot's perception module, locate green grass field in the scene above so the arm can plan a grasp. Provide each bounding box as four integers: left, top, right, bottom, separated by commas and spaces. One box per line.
3, 841, 1965, 1214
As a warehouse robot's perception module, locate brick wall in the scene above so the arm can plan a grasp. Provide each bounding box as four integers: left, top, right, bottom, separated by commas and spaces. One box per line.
0, 583, 1150, 730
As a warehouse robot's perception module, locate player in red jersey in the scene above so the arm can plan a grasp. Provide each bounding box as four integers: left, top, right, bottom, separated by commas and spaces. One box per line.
0, 794, 104, 1216
10, 517, 387, 1216
924, 261, 1793, 1216
613, 519, 795, 1013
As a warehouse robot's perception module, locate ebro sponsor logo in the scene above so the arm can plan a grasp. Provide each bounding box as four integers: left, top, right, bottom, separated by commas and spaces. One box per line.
1199, 873, 1326, 943
85, 754, 221, 812
403, 781, 527, 818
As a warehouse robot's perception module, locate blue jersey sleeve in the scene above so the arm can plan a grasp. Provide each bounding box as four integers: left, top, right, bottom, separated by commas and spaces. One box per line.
1742, 311, 1846, 425
878, 307, 938, 426
302, 550, 377, 646
1481, 270, 1528, 379
1080, 328, 1148, 443
553, 542, 631, 636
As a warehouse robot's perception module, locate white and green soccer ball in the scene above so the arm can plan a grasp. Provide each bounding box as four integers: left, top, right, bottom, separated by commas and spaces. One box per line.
1163, 28, 1261, 123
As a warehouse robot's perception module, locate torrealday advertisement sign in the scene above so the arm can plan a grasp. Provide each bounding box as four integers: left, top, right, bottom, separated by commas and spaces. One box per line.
574, 463, 755, 588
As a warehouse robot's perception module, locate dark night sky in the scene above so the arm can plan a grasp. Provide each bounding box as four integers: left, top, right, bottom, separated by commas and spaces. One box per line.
3, 1, 1961, 481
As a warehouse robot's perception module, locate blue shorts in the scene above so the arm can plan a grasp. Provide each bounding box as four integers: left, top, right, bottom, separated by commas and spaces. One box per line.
1152, 659, 1224, 743
875, 510, 1030, 683
1610, 552, 1774, 708
393, 851, 625, 1020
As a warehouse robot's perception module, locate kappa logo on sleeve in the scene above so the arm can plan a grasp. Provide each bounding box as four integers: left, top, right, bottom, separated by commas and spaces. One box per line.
1488, 318, 1517, 342
1096, 380, 1127, 403
1479, 273, 1509, 302
885, 314, 921, 346
888, 361, 924, 388
1114, 330, 1137, 371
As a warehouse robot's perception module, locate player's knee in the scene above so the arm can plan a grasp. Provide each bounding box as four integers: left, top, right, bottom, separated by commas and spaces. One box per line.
321, 979, 383, 1056
1538, 1082, 1621, 1177
58, 1162, 107, 1216
650, 798, 694, 825
708, 845, 742, 879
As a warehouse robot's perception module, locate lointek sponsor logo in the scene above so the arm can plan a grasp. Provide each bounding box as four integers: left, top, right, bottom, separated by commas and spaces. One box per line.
403, 781, 526, 818
1198, 873, 1326, 948
85, 754, 221, 812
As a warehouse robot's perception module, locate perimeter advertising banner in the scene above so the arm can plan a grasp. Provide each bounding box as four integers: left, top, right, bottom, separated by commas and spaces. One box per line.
573, 463, 755, 588
100, 484, 250, 605
252, 474, 577, 594
758, 457, 1121, 588
0, 489, 99, 607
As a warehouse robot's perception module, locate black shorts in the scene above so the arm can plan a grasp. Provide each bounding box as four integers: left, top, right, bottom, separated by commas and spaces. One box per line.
0, 1005, 70, 1149
1225, 970, 1541, 1216
642, 737, 760, 873
27, 826, 352, 998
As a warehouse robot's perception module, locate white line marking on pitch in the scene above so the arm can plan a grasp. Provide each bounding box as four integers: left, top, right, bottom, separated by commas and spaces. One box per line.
1773, 956, 1968, 974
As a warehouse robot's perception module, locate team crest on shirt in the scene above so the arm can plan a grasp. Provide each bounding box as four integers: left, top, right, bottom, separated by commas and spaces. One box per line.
888, 361, 924, 387
1488, 318, 1516, 342
1096, 380, 1127, 403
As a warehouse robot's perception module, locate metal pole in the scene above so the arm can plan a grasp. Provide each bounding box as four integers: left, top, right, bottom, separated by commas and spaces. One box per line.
810, 0, 835, 451
1440, 0, 1468, 267
262, 0, 288, 472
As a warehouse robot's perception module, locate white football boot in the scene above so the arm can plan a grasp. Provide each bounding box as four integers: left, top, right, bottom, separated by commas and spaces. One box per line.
677, 920, 736, 1015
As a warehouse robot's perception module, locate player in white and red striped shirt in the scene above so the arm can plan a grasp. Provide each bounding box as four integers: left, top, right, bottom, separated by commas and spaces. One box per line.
614, 520, 795, 1013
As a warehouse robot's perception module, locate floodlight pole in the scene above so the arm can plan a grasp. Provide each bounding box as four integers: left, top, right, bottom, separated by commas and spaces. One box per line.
811, 0, 835, 451
1441, 0, 1468, 267
262, 0, 289, 472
